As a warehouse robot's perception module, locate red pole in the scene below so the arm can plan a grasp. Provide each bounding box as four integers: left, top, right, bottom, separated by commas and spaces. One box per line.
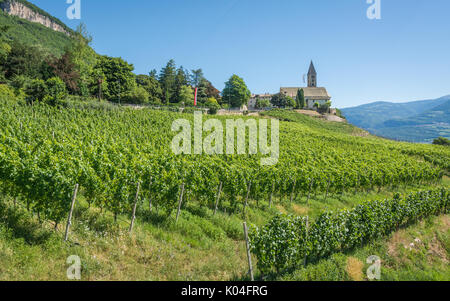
194, 87, 198, 106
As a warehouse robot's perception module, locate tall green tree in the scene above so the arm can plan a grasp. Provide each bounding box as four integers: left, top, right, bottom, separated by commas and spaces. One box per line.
136, 74, 162, 104
93, 55, 136, 103
179, 85, 194, 106
68, 23, 98, 96
174, 66, 189, 103
222, 74, 251, 108
296, 88, 305, 109
159, 59, 177, 104
190, 69, 204, 87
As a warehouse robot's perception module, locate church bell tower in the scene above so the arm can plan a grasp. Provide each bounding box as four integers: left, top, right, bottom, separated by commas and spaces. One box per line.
307, 61, 317, 87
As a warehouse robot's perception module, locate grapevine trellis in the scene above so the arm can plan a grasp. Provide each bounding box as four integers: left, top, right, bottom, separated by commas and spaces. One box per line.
248, 188, 450, 275
0, 103, 448, 228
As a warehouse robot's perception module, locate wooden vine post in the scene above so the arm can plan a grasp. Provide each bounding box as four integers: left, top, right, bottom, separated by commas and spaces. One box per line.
269, 182, 275, 208
303, 216, 309, 267
290, 178, 297, 203
324, 178, 331, 201
243, 181, 252, 216
243, 222, 254, 281
129, 182, 141, 233
214, 182, 222, 216
307, 178, 314, 204
176, 183, 185, 223
148, 177, 153, 212
64, 184, 79, 242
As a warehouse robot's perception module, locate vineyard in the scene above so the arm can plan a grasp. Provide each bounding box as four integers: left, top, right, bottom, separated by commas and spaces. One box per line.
249, 188, 449, 275
0, 103, 449, 229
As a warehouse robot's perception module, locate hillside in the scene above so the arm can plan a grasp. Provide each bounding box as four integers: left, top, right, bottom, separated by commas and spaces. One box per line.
0, 103, 448, 281
341, 95, 450, 143
0, 0, 73, 56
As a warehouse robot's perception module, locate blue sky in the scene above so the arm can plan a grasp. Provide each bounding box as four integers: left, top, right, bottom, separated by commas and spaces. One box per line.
30, 0, 450, 108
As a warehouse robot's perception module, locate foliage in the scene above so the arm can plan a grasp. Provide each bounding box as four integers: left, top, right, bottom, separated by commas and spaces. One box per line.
249, 188, 449, 274
0, 103, 448, 226
122, 86, 149, 105
433, 137, 450, 146
296, 89, 305, 109
178, 85, 194, 106
43, 77, 67, 106
255, 98, 271, 109
222, 74, 251, 108
0, 10, 72, 56
93, 55, 136, 103
318, 101, 332, 114
24, 79, 46, 104
271, 93, 295, 108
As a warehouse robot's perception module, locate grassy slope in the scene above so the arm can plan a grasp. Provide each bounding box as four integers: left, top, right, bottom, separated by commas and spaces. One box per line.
0, 108, 448, 281
0, 10, 72, 56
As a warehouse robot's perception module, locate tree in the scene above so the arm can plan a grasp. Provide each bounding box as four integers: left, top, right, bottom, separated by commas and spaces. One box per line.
44, 77, 68, 106
271, 93, 295, 108
3, 41, 47, 80
205, 80, 221, 102
190, 69, 204, 87
136, 74, 162, 104
93, 55, 136, 103
318, 101, 332, 114
47, 51, 80, 93
296, 89, 305, 109
159, 59, 177, 104
173, 66, 190, 103
122, 86, 149, 104
222, 75, 251, 108
432, 137, 450, 146
0, 25, 11, 82
255, 98, 271, 109
179, 85, 194, 106
69, 24, 98, 96
24, 79, 47, 105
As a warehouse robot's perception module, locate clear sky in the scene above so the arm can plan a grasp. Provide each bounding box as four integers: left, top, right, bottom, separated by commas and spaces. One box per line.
29, 0, 450, 108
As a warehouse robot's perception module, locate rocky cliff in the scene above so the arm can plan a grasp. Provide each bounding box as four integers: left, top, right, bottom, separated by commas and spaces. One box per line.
0, 0, 70, 35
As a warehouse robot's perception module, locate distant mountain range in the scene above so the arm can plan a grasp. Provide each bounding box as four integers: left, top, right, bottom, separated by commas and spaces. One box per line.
341, 95, 450, 143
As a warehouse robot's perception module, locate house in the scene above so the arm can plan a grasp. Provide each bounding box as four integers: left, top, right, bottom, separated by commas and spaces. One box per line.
280, 61, 331, 109
248, 93, 274, 109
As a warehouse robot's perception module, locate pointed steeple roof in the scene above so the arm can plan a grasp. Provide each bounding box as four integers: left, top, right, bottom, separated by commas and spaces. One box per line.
308, 61, 317, 75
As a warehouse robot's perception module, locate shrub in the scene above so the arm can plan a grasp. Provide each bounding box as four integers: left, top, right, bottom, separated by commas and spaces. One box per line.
44, 77, 67, 106
0, 84, 17, 104
24, 79, 47, 105
122, 86, 149, 105
0, 84, 15, 98
433, 137, 450, 146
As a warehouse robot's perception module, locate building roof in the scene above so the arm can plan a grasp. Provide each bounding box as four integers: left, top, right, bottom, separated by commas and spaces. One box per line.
280, 87, 331, 100
308, 61, 317, 75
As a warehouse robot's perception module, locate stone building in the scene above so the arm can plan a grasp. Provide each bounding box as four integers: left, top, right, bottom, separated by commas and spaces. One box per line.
280, 61, 331, 109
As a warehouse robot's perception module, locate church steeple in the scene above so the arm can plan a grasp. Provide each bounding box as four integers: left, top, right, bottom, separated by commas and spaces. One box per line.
307, 61, 317, 87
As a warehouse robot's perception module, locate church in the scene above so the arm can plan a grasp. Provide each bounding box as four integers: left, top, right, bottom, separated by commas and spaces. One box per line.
280, 61, 331, 109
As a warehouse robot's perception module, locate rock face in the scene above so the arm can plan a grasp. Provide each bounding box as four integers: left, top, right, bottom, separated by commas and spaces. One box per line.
0, 0, 70, 35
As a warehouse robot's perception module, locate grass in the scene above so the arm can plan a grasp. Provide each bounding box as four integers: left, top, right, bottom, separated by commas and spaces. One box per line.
0, 178, 448, 281
278, 214, 449, 281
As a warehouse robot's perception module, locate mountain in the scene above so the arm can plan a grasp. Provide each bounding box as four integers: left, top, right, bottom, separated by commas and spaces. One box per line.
341, 95, 450, 143
0, 0, 73, 55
